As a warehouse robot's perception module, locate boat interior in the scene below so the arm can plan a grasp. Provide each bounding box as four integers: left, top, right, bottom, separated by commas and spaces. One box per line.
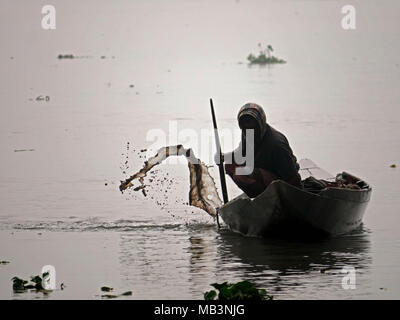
299, 159, 370, 194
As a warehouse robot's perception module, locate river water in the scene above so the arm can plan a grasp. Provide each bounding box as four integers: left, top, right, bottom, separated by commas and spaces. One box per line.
1, 0, 400, 299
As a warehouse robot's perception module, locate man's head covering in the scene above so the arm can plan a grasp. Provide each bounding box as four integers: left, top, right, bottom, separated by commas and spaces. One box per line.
237, 103, 268, 139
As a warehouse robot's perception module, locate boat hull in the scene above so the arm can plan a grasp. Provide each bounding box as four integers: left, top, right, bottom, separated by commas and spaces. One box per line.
218, 177, 371, 238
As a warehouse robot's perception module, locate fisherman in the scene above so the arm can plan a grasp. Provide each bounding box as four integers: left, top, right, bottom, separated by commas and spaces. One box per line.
216, 103, 302, 198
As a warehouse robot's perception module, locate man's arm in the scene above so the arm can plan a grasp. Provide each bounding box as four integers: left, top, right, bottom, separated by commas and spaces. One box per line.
214, 142, 242, 166
225, 163, 278, 198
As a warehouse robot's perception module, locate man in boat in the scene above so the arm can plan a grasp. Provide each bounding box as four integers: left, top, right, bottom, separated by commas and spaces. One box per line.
216, 103, 302, 198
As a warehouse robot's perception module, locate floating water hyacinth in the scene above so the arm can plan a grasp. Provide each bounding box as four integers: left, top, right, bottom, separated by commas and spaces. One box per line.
204, 281, 273, 301
35, 95, 50, 102
247, 43, 286, 65
99, 286, 132, 299
57, 54, 74, 59
101, 286, 113, 292
11, 272, 51, 293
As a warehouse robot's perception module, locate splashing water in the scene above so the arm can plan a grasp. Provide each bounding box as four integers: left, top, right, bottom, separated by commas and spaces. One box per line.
119, 145, 222, 217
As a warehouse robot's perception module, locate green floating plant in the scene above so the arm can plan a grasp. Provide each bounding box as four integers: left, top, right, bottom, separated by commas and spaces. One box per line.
101, 294, 119, 299
204, 281, 273, 301
101, 286, 113, 292
57, 54, 74, 59
11, 272, 50, 293
100, 286, 133, 299
247, 44, 286, 65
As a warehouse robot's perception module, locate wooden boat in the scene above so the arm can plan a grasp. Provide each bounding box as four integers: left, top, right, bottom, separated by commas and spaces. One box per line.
218, 159, 372, 238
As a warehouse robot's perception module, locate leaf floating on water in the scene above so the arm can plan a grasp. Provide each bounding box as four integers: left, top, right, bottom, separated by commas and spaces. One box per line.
101, 294, 118, 299
204, 280, 273, 300
12, 277, 28, 291
204, 290, 217, 300
11, 273, 57, 293
247, 44, 286, 65
57, 54, 74, 59
24, 284, 36, 289
35, 95, 50, 102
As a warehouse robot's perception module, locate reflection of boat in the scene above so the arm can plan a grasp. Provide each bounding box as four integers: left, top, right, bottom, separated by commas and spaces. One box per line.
217, 227, 371, 273
218, 159, 372, 238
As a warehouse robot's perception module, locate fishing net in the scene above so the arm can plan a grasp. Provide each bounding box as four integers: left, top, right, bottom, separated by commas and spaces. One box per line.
119, 145, 222, 217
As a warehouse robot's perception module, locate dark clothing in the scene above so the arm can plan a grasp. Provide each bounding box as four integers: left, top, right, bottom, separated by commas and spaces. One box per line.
225, 163, 279, 198
252, 124, 301, 186
225, 103, 301, 198
237, 102, 268, 141
226, 124, 301, 196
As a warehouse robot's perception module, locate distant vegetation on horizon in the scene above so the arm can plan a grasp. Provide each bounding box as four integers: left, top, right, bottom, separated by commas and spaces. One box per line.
247, 43, 286, 65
